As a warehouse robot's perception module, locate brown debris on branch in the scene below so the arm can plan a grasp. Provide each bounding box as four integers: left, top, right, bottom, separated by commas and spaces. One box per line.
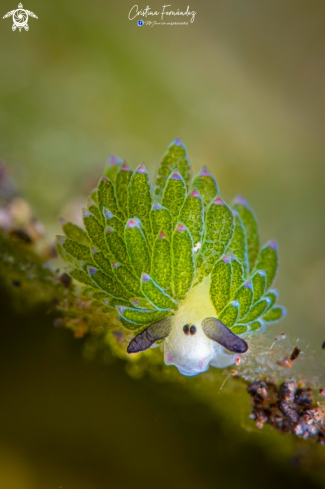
247, 379, 325, 443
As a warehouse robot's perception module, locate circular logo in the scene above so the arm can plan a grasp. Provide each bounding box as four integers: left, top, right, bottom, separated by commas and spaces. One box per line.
13, 9, 28, 27
137, 20, 144, 26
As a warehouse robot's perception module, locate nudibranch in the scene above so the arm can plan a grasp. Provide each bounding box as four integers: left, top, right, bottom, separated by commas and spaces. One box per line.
57, 139, 286, 376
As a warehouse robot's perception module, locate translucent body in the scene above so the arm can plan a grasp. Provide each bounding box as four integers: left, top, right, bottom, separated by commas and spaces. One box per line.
164, 277, 237, 376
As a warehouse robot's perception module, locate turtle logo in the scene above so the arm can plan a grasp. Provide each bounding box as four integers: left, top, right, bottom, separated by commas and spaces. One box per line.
3, 3, 38, 32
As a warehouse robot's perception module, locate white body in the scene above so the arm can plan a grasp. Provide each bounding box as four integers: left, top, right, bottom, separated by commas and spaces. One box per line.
164, 277, 238, 376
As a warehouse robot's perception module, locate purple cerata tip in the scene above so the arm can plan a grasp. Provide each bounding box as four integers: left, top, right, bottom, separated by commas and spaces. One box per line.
176, 223, 186, 232
82, 209, 91, 218
108, 154, 122, 166
91, 246, 98, 255
101, 176, 108, 182
222, 255, 230, 263
88, 267, 97, 275
200, 166, 211, 177
158, 230, 167, 239
127, 218, 140, 228
213, 197, 224, 205
170, 170, 182, 180
153, 202, 162, 210
234, 195, 247, 205
257, 270, 266, 277
245, 281, 252, 289
117, 306, 125, 314
172, 137, 183, 147
121, 162, 131, 171
112, 262, 120, 269
141, 273, 150, 282
131, 299, 139, 306
232, 210, 239, 217
269, 240, 278, 250
136, 163, 147, 174
190, 188, 199, 198
104, 208, 113, 219
105, 226, 114, 233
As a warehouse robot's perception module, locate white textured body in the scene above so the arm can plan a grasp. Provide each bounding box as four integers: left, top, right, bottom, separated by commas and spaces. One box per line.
164, 277, 237, 376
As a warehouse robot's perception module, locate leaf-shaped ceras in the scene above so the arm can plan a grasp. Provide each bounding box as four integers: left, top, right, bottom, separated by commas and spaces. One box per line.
60, 139, 286, 376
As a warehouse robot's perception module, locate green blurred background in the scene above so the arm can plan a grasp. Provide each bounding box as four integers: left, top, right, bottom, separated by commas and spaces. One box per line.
1, 0, 325, 487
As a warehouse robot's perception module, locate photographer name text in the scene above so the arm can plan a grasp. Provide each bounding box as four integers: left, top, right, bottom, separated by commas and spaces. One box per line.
129, 4, 197, 25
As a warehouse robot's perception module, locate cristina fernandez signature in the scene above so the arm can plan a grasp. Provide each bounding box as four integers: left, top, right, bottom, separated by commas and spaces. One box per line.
128, 5, 197, 23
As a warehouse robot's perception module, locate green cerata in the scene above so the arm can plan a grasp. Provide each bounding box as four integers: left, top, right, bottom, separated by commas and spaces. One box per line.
57, 139, 286, 376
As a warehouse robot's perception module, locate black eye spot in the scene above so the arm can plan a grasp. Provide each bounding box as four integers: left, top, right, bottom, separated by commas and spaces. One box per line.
183, 324, 190, 335
190, 325, 197, 335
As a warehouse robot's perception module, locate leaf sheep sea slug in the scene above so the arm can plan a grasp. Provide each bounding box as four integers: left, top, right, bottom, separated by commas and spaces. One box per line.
56, 139, 286, 376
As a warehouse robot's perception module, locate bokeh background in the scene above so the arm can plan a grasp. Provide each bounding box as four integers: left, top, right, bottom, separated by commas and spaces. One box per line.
1, 0, 325, 487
